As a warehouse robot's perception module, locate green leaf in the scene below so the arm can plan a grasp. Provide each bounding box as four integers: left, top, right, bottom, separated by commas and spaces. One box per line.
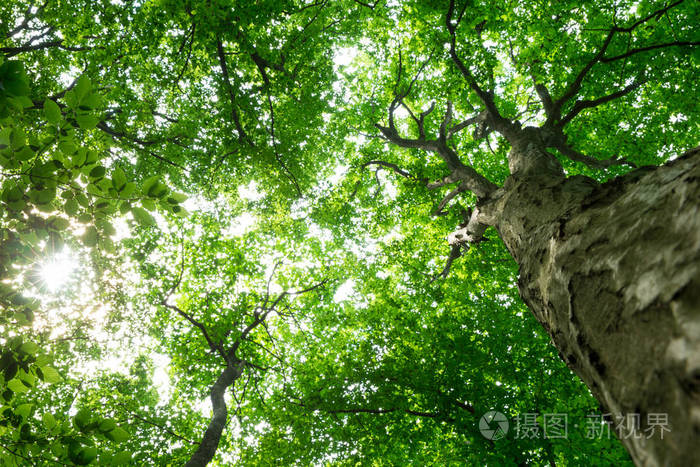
39, 366, 62, 383
11, 128, 26, 149
16, 145, 34, 161
89, 165, 106, 179
74, 75, 92, 102
83, 93, 102, 110
98, 419, 117, 433
106, 427, 130, 443
131, 206, 156, 226
141, 175, 159, 196
0, 352, 14, 371
13, 95, 33, 108
83, 226, 99, 247
44, 99, 62, 124
76, 114, 99, 130
19, 369, 35, 387
7, 379, 29, 394
76, 446, 98, 465
75, 192, 90, 207
42, 412, 57, 430
110, 451, 132, 465
167, 192, 188, 203
30, 187, 56, 205
141, 198, 156, 211
119, 182, 136, 199
96, 219, 116, 236
18, 342, 39, 355
74, 408, 92, 429
68, 146, 84, 163
112, 168, 127, 192
50, 442, 64, 457
14, 403, 32, 419
48, 216, 71, 231
0, 128, 11, 148
64, 198, 80, 216
3, 361, 18, 381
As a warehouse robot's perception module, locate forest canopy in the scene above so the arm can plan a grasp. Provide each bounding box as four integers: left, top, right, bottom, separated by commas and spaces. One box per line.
0, 0, 698, 465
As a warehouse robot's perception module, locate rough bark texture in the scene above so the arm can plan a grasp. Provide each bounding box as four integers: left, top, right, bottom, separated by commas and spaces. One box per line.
482, 142, 700, 466
185, 362, 244, 467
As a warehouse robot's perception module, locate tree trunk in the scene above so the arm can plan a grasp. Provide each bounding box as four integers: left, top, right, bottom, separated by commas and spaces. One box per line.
185, 362, 243, 467
483, 140, 700, 466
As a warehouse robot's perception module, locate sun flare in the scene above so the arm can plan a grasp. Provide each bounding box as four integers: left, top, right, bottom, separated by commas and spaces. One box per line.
39, 250, 78, 292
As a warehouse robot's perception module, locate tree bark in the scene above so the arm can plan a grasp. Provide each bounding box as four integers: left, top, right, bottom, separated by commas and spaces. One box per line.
482, 141, 700, 466
185, 362, 244, 467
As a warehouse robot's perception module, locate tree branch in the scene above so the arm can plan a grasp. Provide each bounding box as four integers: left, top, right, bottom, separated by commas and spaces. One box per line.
216, 38, 250, 145
359, 160, 425, 182
433, 182, 468, 216
1, 40, 97, 57
97, 122, 187, 170
552, 0, 687, 121
431, 244, 463, 282
600, 40, 700, 63
554, 142, 636, 169
265, 89, 303, 196
559, 77, 646, 126
532, 76, 555, 119
161, 301, 227, 361
445, 0, 515, 139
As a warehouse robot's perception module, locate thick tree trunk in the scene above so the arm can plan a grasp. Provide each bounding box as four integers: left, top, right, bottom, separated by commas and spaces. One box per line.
483, 141, 700, 466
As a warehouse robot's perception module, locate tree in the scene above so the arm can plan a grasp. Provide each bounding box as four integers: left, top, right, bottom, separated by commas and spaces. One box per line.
1, 0, 698, 465
334, 1, 698, 464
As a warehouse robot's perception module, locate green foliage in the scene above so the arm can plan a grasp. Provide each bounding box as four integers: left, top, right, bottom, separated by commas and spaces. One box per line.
0, 31, 183, 465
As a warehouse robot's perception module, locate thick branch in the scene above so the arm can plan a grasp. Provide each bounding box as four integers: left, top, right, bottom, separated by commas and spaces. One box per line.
555, 143, 636, 169
1, 40, 96, 57
559, 77, 646, 126
553, 31, 615, 117
433, 207, 490, 281
431, 244, 462, 282
427, 172, 461, 190
447, 207, 489, 249
445, 0, 515, 139
375, 122, 497, 199
433, 182, 468, 216
448, 115, 479, 138
532, 77, 555, 120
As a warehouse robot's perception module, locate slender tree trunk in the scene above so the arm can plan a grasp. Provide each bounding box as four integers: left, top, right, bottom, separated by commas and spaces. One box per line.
482, 139, 700, 466
185, 362, 243, 467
